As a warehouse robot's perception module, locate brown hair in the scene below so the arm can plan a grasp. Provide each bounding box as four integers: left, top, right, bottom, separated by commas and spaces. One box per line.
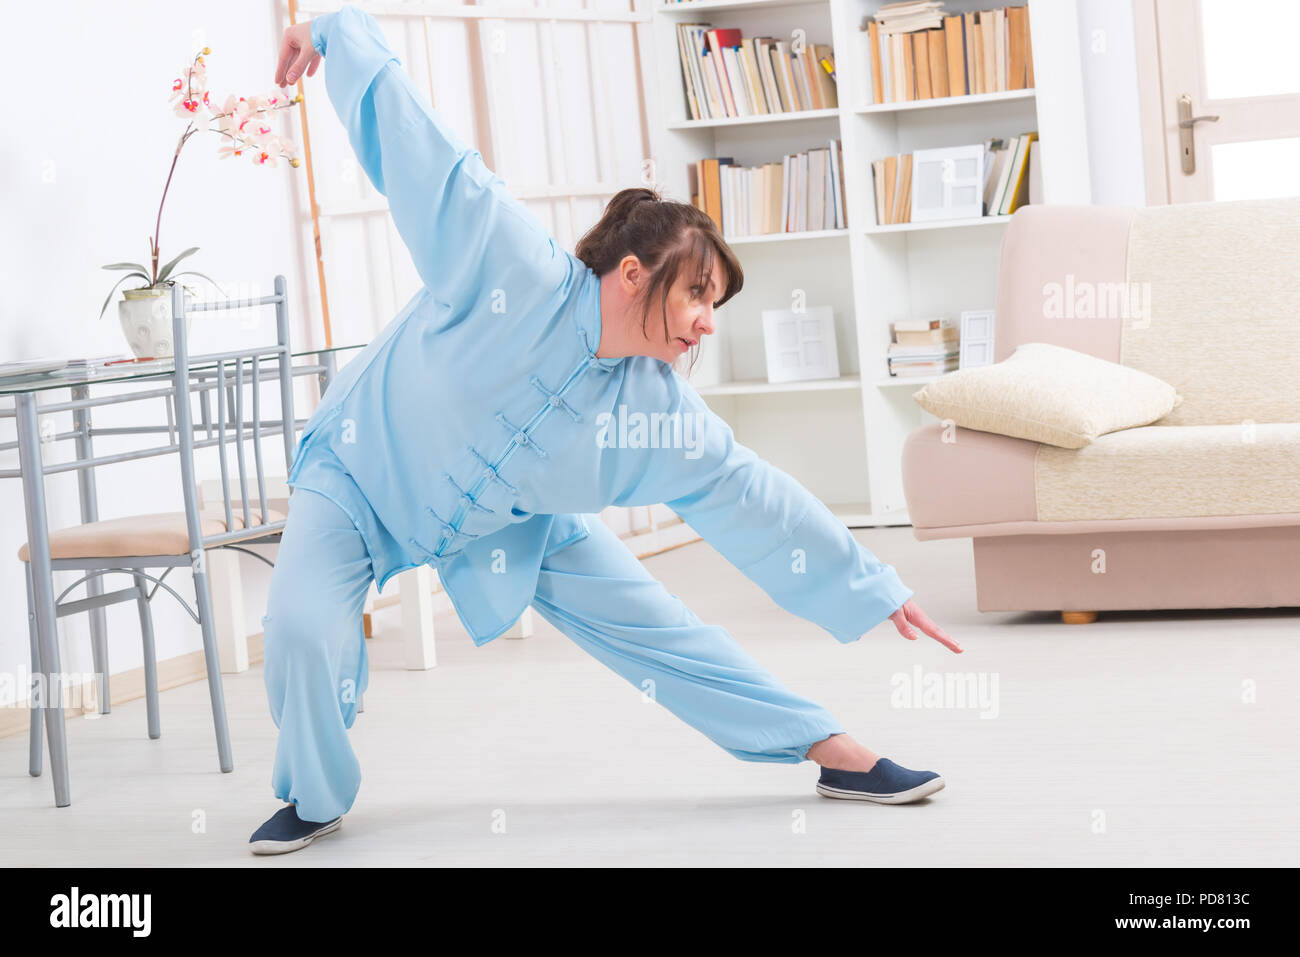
575, 187, 743, 371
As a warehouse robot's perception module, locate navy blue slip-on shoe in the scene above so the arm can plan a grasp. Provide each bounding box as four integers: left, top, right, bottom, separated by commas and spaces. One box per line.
249, 804, 343, 855
816, 757, 945, 804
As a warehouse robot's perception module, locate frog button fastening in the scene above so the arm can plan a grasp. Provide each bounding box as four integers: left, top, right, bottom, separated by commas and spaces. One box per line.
530, 375, 582, 422
495, 411, 549, 459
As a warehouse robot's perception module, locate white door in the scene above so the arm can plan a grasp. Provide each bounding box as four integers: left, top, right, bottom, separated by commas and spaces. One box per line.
1145, 0, 1300, 203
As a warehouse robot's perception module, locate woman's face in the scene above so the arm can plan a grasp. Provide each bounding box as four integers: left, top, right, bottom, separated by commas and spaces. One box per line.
646, 255, 724, 365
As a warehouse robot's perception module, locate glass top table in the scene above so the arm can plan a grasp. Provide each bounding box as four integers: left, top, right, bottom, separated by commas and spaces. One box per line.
0, 344, 366, 396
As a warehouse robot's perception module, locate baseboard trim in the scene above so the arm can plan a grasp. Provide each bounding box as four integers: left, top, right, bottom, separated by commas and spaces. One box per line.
0, 633, 253, 742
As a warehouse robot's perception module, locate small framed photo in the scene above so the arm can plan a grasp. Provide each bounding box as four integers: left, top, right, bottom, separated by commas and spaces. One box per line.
911, 145, 985, 222
761, 305, 841, 384
959, 309, 996, 369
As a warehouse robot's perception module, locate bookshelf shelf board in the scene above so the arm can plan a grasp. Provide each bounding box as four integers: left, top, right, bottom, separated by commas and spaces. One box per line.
855, 88, 1036, 114
696, 374, 861, 396
874, 373, 945, 388
862, 215, 1012, 234
656, 0, 827, 13
830, 503, 910, 528
724, 228, 849, 245
668, 107, 840, 130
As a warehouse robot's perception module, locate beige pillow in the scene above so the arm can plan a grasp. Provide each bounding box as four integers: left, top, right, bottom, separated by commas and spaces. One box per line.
911, 342, 1183, 448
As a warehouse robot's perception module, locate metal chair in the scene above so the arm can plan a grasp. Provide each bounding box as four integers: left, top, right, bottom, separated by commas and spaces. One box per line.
21, 275, 329, 806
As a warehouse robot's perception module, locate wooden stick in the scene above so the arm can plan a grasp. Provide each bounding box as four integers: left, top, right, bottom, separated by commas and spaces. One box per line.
289, 0, 334, 348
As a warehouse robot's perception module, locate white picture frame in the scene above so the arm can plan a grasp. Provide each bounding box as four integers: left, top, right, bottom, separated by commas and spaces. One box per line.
910, 145, 986, 222
761, 305, 841, 384
959, 309, 996, 369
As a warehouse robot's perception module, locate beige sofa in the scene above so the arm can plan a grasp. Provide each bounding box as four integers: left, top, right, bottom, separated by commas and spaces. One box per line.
900, 198, 1300, 622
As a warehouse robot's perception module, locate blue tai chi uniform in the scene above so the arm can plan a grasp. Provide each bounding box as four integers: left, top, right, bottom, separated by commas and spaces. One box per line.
262, 4, 915, 822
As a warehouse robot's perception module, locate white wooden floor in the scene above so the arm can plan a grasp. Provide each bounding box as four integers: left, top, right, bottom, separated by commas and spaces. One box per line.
5, 527, 1299, 866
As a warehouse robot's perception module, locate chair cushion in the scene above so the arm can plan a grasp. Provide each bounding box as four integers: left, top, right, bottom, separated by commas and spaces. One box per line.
18, 508, 286, 560
912, 342, 1183, 448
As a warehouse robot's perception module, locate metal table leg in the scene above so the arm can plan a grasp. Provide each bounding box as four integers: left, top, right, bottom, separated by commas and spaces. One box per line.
26, 564, 43, 777
71, 384, 110, 714
16, 393, 71, 807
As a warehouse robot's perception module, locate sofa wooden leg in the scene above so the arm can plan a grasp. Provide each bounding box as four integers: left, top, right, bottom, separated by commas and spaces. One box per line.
363, 612, 373, 638
1061, 610, 1098, 624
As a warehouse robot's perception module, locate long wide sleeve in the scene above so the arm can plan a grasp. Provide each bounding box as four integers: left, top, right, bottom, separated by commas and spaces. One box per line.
309, 4, 569, 310
606, 364, 915, 644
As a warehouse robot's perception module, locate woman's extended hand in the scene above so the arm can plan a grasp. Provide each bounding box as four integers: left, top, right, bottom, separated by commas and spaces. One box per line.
275, 21, 321, 87
890, 599, 963, 653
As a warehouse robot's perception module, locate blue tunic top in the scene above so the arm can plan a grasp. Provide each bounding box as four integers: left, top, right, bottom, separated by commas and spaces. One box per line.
291, 4, 914, 646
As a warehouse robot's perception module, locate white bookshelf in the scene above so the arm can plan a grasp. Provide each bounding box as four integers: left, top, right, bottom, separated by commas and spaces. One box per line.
647, 0, 1090, 526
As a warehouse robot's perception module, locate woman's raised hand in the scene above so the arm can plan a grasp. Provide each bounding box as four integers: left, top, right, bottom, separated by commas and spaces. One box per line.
275, 21, 321, 88
890, 599, 963, 653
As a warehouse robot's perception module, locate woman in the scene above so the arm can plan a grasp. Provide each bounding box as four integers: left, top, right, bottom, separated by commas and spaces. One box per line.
251, 4, 961, 856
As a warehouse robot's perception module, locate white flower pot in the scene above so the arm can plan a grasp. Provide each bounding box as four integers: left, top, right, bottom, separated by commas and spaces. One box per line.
118, 285, 195, 358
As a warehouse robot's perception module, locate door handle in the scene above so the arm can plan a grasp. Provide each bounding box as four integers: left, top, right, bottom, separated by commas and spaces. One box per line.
1177, 94, 1220, 174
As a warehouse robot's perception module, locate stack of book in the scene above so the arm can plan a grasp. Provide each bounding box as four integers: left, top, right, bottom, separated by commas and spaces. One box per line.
676, 23, 838, 120
871, 131, 1036, 225
860, 3, 1034, 104
888, 318, 960, 377
693, 140, 847, 238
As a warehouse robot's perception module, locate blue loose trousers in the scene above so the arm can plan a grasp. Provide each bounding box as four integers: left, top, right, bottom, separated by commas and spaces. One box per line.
263, 489, 845, 823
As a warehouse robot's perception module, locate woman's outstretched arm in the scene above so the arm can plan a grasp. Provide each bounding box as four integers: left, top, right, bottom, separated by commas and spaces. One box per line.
277, 4, 568, 310
605, 369, 960, 652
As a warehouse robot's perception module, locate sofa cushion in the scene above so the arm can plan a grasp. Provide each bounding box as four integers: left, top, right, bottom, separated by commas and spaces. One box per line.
992, 204, 1134, 365
1035, 422, 1300, 521
1122, 197, 1300, 427
903, 420, 1300, 536
911, 342, 1183, 448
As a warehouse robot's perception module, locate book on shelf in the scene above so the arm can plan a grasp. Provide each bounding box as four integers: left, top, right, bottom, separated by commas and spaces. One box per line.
693, 140, 847, 238
889, 317, 960, 376
893, 316, 960, 347
676, 22, 837, 121
873, 1, 945, 34
1027, 139, 1043, 205
859, 4, 1034, 104
893, 317, 951, 332
888, 356, 960, 377
873, 130, 1036, 225
984, 131, 1037, 216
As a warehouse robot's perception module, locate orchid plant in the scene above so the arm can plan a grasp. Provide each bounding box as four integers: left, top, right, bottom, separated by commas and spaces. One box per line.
100, 46, 302, 317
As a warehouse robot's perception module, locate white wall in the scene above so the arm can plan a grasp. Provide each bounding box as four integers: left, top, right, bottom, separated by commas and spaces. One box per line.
1076, 0, 1149, 205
